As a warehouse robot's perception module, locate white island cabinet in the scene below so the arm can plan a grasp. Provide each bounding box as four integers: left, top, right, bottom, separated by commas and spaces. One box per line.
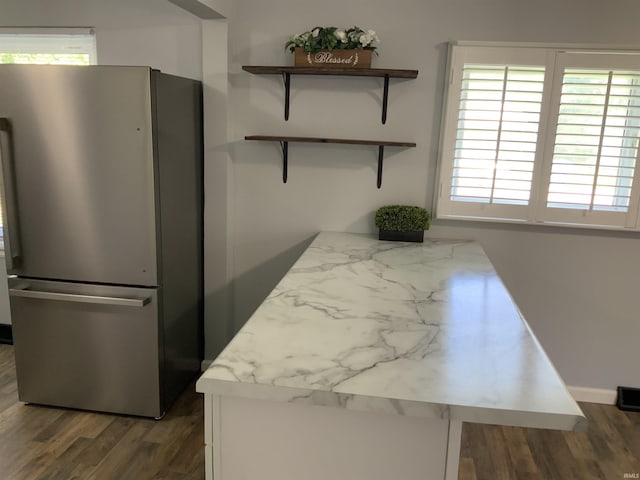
196, 232, 586, 480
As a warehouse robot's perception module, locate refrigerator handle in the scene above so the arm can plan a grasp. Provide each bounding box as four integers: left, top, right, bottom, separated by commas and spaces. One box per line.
9, 285, 152, 308
0, 117, 22, 270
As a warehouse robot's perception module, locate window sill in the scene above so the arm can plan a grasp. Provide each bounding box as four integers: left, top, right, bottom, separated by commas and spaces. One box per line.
435, 213, 640, 236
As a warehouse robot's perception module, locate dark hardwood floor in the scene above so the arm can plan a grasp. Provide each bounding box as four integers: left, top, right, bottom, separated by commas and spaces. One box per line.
0, 344, 204, 479
459, 401, 640, 480
0, 343, 638, 479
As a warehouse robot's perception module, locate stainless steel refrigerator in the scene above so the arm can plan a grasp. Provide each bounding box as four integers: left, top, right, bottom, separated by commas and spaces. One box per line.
0, 64, 203, 418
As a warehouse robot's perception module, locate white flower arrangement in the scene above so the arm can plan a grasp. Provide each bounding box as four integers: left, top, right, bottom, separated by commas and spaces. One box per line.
285, 26, 380, 54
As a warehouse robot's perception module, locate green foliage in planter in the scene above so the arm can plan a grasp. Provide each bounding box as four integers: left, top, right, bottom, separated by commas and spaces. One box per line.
375, 205, 430, 232
285, 26, 379, 53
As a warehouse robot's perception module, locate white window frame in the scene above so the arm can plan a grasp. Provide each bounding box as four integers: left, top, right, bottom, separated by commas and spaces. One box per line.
436, 41, 640, 232
0, 27, 97, 65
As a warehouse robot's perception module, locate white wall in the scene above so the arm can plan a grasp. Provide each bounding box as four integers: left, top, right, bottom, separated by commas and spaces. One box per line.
167, 0, 234, 19
201, 18, 235, 361
225, 0, 640, 392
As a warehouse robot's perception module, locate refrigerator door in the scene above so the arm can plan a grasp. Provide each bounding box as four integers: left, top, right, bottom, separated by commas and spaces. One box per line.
9, 278, 163, 417
0, 65, 157, 286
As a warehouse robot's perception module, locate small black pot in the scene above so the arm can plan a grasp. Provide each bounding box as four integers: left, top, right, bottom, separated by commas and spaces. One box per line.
378, 229, 424, 243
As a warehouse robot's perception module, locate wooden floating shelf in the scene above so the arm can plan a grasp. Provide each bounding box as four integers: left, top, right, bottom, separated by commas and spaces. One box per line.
245, 135, 416, 148
245, 135, 416, 188
242, 65, 419, 124
242, 66, 419, 78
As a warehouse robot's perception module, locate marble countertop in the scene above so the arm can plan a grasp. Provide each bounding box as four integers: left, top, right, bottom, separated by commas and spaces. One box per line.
197, 232, 586, 431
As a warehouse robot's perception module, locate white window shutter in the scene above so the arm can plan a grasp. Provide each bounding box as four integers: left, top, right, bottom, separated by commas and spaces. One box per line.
437, 45, 551, 222
536, 53, 640, 229
452, 64, 544, 205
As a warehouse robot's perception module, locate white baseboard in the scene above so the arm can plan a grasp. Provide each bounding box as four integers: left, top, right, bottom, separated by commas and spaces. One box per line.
568, 386, 617, 405
201, 359, 214, 372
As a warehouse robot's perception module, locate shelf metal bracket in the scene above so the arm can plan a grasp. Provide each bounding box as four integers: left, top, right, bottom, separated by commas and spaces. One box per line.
245, 135, 416, 188
279, 140, 289, 182
377, 145, 385, 188
382, 74, 390, 125
281, 73, 291, 120
244, 66, 419, 124
281, 72, 392, 125
278, 142, 385, 188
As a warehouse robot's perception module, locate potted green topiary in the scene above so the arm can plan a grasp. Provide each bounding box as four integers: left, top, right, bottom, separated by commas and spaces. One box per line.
375, 205, 430, 243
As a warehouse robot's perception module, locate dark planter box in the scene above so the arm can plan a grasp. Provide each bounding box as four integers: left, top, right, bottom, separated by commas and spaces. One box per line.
378, 229, 424, 243
617, 386, 640, 412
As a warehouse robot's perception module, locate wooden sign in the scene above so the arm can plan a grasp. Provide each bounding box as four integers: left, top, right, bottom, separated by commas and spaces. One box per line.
294, 48, 372, 68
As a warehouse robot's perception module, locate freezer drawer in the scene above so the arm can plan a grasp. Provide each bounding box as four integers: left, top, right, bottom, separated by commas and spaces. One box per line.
9, 279, 163, 418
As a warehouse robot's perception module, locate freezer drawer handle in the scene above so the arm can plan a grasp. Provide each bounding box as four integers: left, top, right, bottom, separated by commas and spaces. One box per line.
9, 287, 151, 307
0, 117, 23, 270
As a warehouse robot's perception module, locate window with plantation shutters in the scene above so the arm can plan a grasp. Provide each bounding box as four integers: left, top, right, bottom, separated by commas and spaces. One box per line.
437, 43, 640, 231
0, 28, 96, 65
